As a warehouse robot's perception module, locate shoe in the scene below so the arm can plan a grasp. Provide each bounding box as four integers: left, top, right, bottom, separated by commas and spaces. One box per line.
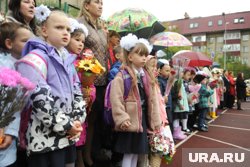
198, 127, 208, 132
203, 124, 208, 128
193, 123, 198, 128
209, 111, 217, 119
182, 128, 191, 133
173, 126, 187, 140
205, 115, 212, 120
237, 108, 243, 110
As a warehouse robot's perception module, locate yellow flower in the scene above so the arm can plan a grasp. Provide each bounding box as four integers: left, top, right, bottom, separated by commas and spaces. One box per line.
78, 59, 94, 71
90, 59, 105, 74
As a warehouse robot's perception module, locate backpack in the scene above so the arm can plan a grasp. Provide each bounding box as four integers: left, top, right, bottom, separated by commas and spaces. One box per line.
17, 51, 47, 149
104, 69, 132, 127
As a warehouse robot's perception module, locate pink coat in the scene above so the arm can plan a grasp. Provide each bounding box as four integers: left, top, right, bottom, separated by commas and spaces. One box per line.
110, 67, 162, 132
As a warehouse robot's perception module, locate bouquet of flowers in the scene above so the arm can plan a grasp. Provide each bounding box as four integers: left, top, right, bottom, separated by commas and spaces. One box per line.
149, 125, 175, 164
74, 49, 105, 88
0, 67, 35, 144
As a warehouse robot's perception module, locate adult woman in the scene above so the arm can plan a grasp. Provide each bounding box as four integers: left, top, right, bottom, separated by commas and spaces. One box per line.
236, 72, 246, 110
6, 0, 36, 34
78, 0, 108, 166
228, 71, 236, 108
107, 30, 120, 70
222, 70, 230, 108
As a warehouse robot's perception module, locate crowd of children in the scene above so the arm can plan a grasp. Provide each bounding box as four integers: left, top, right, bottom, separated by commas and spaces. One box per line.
0, 2, 244, 167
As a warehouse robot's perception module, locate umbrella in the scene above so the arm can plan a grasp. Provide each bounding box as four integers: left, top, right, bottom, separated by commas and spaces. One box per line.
107, 8, 165, 39
150, 32, 192, 49
172, 50, 212, 67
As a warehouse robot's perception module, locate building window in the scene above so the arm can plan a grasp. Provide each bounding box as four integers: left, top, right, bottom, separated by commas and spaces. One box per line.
193, 46, 206, 52
192, 35, 206, 42
209, 37, 215, 43
216, 46, 223, 52
239, 17, 245, 23
224, 32, 241, 40
217, 37, 224, 43
189, 23, 194, 28
242, 35, 249, 41
242, 46, 249, 53
208, 21, 213, 26
218, 20, 223, 26
234, 18, 239, 24
223, 44, 240, 52
189, 23, 198, 29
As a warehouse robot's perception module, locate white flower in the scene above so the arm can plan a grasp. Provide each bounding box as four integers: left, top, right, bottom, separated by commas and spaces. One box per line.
120, 33, 139, 51
35, 4, 51, 23
69, 18, 89, 37
138, 38, 153, 53
69, 18, 79, 32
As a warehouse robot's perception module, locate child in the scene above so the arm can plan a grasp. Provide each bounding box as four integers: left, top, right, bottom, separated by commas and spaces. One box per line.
107, 45, 124, 167
66, 18, 89, 167
108, 45, 123, 82
110, 34, 162, 167
172, 69, 190, 140
157, 60, 174, 133
0, 22, 33, 167
145, 56, 169, 167
16, 6, 86, 167
198, 73, 214, 132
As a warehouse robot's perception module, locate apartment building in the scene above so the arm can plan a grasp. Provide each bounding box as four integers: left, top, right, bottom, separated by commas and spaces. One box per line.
164, 11, 250, 66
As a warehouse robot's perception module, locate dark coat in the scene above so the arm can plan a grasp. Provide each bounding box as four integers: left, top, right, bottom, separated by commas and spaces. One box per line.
223, 76, 230, 93
236, 78, 247, 99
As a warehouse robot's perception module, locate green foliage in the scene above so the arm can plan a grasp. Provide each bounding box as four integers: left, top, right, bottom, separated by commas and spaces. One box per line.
36, 0, 80, 17
68, 7, 80, 17
37, 0, 60, 9
217, 56, 250, 79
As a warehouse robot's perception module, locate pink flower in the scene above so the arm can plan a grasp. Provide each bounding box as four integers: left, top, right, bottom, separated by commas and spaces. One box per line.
20, 77, 35, 90
0, 72, 17, 87
0, 67, 23, 87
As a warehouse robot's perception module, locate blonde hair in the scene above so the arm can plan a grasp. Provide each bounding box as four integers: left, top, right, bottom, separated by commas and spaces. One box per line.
79, 0, 102, 29
121, 43, 155, 86
144, 56, 157, 85
38, 10, 68, 37
122, 43, 148, 67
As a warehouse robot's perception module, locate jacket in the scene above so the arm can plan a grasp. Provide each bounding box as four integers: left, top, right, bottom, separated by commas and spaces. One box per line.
110, 66, 162, 132
198, 84, 214, 109
78, 17, 108, 86
108, 61, 122, 82
236, 78, 246, 99
16, 37, 86, 154
0, 52, 21, 166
